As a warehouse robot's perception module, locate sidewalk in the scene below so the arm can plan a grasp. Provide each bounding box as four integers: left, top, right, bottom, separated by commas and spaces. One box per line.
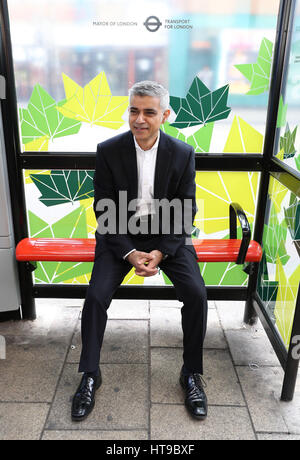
0, 298, 299, 440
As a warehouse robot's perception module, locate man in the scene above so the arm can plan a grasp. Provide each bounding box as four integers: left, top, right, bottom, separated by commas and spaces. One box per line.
71, 81, 208, 422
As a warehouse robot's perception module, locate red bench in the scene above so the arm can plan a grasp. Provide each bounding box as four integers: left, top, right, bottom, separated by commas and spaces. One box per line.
16, 203, 262, 265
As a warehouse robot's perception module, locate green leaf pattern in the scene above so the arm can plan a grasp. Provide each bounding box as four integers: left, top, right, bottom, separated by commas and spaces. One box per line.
30, 170, 94, 207
235, 37, 273, 95
169, 77, 231, 128
19, 38, 299, 345
20, 84, 81, 145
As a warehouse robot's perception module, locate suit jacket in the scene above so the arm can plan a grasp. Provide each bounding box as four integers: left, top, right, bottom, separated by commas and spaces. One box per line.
93, 129, 197, 260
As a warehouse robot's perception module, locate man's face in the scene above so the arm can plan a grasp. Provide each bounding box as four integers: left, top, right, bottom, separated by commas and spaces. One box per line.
129, 95, 170, 150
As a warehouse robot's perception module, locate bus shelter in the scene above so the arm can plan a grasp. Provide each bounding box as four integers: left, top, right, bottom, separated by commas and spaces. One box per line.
0, 0, 299, 400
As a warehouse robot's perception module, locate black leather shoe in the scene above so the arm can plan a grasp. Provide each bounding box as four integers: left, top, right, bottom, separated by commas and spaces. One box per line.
180, 369, 207, 420
71, 370, 102, 421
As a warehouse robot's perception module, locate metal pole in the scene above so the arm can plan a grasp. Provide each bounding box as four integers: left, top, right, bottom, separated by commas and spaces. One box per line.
244, 0, 294, 324
0, 0, 35, 319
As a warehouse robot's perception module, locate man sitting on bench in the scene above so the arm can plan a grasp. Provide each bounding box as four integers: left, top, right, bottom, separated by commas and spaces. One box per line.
71, 81, 208, 421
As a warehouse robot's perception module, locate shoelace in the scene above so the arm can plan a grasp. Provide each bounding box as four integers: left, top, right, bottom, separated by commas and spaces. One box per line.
77, 377, 94, 403
187, 373, 207, 401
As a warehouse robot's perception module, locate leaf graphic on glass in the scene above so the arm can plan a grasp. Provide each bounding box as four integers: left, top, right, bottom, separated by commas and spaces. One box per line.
263, 202, 290, 265
194, 171, 258, 234
274, 257, 300, 348
28, 207, 93, 284
186, 123, 214, 153
19, 84, 81, 148
277, 96, 287, 128
30, 170, 94, 207
169, 77, 231, 128
295, 154, 300, 172
161, 229, 248, 286
57, 72, 128, 129
257, 252, 278, 309
235, 37, 273, 95
223, 116, 263, 153
161, 121, 214, 152
160, 121, 186, 141
24, 135, 49, 152
284, 192, 300, 240
162, 260, 248, 286
269, 176, 289, 213
279, 124, 298, 159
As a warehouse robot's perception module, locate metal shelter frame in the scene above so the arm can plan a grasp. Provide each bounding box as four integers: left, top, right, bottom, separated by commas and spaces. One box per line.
0, 0, 299, 400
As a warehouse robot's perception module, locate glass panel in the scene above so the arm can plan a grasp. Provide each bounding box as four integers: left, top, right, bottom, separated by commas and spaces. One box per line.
274, 1, 300, 173
24, 169, 260, 286
8, 0, 279, 153
256, 176, 300, 350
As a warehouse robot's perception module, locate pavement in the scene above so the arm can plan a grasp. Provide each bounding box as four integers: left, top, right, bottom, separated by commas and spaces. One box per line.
0, 298, 299, 440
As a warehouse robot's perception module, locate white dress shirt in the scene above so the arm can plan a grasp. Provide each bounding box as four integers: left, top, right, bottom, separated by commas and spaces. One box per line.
123, 133, 159, 260
134, 132, 159, 218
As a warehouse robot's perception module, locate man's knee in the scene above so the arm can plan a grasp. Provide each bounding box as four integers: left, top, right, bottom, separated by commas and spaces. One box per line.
85, 283, 112, 311
179, 278, 207, 305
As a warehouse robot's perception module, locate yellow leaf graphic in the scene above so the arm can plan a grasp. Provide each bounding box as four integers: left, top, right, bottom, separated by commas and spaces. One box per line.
223, 116, 263, 153
122, 267, 145, 285
80, 198, 97, 238
274, 257, 300, 347
195, 171, 259, 234
57, 72, 128, 129
24, 135, 49, 153
276, 148, 284, 161
269, 176, 289, 213
24, 169, 51, 185
63, 273, 92, 284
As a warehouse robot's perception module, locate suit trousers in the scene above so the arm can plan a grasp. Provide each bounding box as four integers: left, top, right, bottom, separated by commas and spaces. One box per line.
78, 237, 208, 375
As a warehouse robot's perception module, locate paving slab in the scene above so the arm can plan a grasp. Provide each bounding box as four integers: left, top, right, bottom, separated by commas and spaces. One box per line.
216, 300, 263, 331
42, 430, 148, 440
238, 365, 300, 435
0, 335, 70, 402
257, 433, 300, 440
149, 300, 183, 309
0, 297, 299, 440
236, 366, 289, 433
150, 404, 255, 440
151, 348, 245, 406
108, 299, 149, 319
67, 319, 149, 364
150, 306, 226, 349
0, 402, 49, 440
277, 377, 300, 435
0, 303, 79, 338
224, 328, 279, 366
46, 363, 149, 431
150, 307, 182, 348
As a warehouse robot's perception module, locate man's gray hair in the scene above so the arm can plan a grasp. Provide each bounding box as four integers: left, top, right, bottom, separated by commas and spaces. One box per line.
129, 81, 169, 112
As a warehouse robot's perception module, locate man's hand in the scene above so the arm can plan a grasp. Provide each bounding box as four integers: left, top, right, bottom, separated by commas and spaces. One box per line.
126, 250, 163, 277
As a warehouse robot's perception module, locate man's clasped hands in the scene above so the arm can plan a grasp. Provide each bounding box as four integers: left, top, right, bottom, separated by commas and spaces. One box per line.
126, 250, 163, 277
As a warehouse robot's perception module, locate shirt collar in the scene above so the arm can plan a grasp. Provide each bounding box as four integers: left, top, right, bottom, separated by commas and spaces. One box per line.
134, 131, 160, 153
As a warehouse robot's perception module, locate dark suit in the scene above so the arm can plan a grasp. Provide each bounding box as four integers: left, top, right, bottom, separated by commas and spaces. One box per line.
79, 130, 208, 374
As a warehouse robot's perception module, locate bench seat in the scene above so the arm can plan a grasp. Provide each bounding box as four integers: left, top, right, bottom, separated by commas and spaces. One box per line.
16, 237, 262, 263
